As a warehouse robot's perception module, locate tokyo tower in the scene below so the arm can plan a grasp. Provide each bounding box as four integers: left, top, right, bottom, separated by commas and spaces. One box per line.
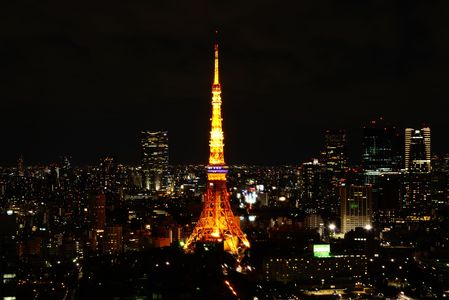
184, 41, 250, 257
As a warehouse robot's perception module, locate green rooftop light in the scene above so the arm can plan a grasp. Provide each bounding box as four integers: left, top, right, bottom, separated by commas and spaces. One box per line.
313, 244, 331, 258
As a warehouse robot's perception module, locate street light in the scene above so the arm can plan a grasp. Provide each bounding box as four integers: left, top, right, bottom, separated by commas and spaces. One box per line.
328, 223, 336, 239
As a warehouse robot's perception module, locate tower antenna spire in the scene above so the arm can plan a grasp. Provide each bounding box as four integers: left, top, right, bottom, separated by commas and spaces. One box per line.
213, 30, 220, 86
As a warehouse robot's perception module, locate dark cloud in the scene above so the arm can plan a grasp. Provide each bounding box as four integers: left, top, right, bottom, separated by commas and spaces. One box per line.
0, 0, 448, 165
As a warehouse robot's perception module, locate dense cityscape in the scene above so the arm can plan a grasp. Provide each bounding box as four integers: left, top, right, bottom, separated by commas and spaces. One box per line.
2, 2, 449, 299
1, 110, 449, 299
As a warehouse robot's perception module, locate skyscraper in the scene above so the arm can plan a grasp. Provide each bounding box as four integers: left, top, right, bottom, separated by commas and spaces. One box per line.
321, 130, 348, 215
361, 118, 402, 224
405, 127, 431, 173
402, 127, 432, 216
340, 184, 373, 234
299, 159, 325, 212
99, 156, 117, 191
0, 212, 17, 299
362, 118, 402, 178
89, 193, 106, 232
141, 131, 170, 193
88, 193, 106, 251
431, 155, 449, 207
184, 41, 250, 257
17, 155, 24, 177
323, 129, 348, 176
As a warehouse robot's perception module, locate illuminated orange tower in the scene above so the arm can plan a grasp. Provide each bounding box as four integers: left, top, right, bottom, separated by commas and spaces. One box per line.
184, 41, 250, 257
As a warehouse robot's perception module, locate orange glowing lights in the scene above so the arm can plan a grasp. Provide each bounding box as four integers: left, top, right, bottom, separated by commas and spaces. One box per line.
183, 41, 250, 259
213, 44, 220, 86
209, 43, 225, 166
207, 173, 226, 181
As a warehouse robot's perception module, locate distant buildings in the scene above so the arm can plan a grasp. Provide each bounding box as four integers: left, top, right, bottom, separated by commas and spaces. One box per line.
374, 172, 402, 225
0, 212, 17, 300
340, 185, 372, 234
299, 159, 325, 212
322, 129, 348, 176
404, 127, 431, 173
99, 156, 117, 191
362, 118, 402, 184
89, 193, 106, 231
264, 254, 368, 285
17, 155, 25, 177
88, 193, 106, 251
103, 225, 123, 254
431, 154, 449, 207
402, 127, 432, 216
141, 131, 170, 193
361, 118, 402, 225
320, 130, 348, 215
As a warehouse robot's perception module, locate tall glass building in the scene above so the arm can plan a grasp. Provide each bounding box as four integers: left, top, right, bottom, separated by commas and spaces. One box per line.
141, 131, 170, 193
323, 129, 348, 176
402, 127, 432, 215
362, 118, 402, 178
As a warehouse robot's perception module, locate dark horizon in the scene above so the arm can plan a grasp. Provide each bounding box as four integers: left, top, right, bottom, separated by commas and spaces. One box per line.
1, 1, 449, 166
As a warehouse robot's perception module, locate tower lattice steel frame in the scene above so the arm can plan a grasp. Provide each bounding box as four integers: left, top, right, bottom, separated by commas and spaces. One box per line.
184, 41, 250, 257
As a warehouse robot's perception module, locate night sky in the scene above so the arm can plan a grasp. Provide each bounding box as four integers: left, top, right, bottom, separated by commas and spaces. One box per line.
1, 0, 449, 166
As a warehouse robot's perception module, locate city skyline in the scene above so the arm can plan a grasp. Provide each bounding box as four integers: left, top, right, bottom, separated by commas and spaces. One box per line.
0, 119, 442, 167
2, 1, 449, 165
3, 2, 449, 299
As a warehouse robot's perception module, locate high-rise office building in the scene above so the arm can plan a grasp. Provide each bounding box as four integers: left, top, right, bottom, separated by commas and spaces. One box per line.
103, 225, 123, 254
321, 130, 348, 215
323, 129, 348, 176
299, 159, 325, 212
402, 127, 432, 216
375, 173, 402, 225
0, 212, 17, 299
362, 118, 402, 178
88, 193, 106, 251
405, 127, 431, 173
17, 155, 25, 177
141, 131, 170, 193
99, 156, 117, 191
89, 193, 106, 231
431, 155, 449, 207
340, 185, 372, 234
361, 118, 402, 224
402, 173, 432, 215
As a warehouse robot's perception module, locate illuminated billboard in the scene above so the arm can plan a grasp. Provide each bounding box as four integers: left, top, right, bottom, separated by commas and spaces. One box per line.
313, 244, 331, 258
